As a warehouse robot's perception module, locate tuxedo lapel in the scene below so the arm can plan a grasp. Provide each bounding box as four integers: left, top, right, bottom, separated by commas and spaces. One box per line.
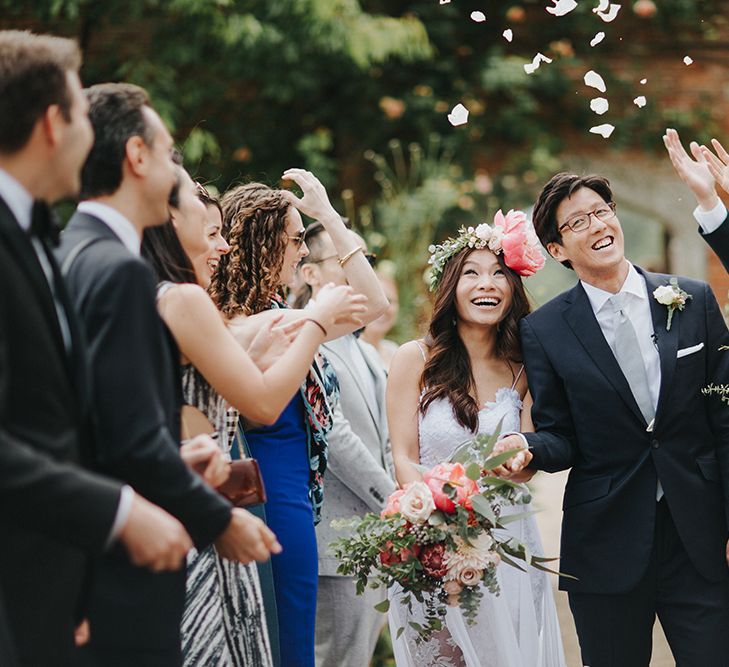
562, 282, 647, 425
0, 199, 67, 361
641, 270, 679, 426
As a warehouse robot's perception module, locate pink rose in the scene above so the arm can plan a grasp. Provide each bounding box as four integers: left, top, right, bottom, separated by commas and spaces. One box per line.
423, 463, 479, 513
443, 579, 463, 606
419, 542, 448, 578
494, 209, 545, 277
457, 566, 483, 587
381, 488, 406, 518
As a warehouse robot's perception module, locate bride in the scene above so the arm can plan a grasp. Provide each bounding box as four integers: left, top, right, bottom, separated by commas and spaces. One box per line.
386, 215, 566, 667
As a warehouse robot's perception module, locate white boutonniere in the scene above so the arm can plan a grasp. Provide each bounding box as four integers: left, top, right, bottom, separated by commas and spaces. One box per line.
653, 279, 692, 331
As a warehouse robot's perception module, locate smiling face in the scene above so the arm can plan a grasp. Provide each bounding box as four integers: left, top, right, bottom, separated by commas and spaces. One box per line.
197, 204, 229, 289
454, 249, 513, 328
139, 106, 178, 228
278, 206, 309, 286
547, 186, 626, 283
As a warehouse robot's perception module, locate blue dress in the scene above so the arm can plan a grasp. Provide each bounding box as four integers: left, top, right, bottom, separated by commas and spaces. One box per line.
246, 395, 317, 667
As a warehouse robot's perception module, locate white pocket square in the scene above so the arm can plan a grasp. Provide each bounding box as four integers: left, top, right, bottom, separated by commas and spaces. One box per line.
676, 342, 704, 358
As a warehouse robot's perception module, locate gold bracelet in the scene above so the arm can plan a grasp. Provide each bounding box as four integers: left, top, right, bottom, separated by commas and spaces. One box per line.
304, 318, 328, 337
338, 246, 363, 267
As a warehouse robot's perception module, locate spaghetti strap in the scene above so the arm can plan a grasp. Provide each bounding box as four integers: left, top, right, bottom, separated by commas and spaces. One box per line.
414, 340, 427, 362
511, 364, 525, 390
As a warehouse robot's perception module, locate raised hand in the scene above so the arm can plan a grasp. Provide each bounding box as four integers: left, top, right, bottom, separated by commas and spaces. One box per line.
309, 283, 368, 331
246, 313, 304, 372
180, 434, 230, 488
662, 128, 720, 210
701, 138, 729, 196
214, 507, 282, 564
280, 168, 338, 222
119, 493, 193, 572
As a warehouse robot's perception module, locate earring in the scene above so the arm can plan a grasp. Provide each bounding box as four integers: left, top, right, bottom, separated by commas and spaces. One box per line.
452, 316, 457, 326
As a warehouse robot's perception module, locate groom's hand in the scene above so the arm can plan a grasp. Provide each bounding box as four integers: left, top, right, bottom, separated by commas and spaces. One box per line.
490, 435, 533, 478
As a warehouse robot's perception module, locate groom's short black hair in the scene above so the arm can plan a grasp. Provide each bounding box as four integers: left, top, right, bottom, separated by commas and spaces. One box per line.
532, 172, 613, 270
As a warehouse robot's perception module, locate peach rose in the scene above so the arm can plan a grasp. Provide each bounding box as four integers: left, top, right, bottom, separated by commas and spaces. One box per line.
398, 481, 435, 524
380, 488, 406, 518
423, 462, 479, 513
456, 566, 483, 587
494, 209, 545, 277
443, 579, 463, 606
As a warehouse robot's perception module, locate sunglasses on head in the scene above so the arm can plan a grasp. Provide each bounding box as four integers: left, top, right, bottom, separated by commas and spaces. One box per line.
286, 230, 307, 247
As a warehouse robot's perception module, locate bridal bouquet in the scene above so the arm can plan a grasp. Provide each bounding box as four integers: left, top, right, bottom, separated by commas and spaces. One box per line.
330, 423, 560, 640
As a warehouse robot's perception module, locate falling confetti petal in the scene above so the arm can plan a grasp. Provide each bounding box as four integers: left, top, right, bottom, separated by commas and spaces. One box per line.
590, 97, 609, 115
447, 103, 469, 126
640, 78, 647, 84
546, 0, 578, 16
503, 28, 514, 42
595, 4, 621, 21
590, 32, 606, 47
590, 123, 615, 138
633, 96, 647, 107
683, 56, 693, 65
594, 0, 610, 11
523, 53, 553, 75
439, 0, 451, 4
470, 10, 486, 22
584, 70, 607, 93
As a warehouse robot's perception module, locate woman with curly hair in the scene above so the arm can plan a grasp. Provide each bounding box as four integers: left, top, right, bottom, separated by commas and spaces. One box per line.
210, 169, 388, 667
386, 213, 565, 666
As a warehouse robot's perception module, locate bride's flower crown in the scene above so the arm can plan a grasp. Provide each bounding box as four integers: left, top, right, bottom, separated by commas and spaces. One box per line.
427, 209, 545, 291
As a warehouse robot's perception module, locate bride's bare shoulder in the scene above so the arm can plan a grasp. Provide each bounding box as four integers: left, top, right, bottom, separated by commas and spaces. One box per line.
391, 339, 429, 369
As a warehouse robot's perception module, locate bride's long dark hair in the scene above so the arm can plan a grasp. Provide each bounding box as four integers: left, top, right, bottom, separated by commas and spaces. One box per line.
419, 248, 531, 432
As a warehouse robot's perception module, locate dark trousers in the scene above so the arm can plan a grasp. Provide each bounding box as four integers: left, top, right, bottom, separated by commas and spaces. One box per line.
569, 499, 729, 667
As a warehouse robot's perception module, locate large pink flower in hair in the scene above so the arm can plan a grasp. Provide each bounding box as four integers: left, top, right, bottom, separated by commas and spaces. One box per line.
493, 209, 545, 277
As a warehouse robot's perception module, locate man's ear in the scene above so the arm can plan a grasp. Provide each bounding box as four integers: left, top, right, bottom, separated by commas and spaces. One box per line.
124, 135, 148, 177
299, 262, 320, 289
41, 105, 64, 147
546, 241, 566, 264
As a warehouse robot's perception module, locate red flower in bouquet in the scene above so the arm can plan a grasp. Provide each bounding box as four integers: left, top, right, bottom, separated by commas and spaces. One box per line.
419, 542, 448, 578
423, 462, 479, 513
379, 540, 421, 567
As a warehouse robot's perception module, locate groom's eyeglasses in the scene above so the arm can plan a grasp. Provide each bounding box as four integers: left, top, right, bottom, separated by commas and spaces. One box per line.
558, 201, 617, 234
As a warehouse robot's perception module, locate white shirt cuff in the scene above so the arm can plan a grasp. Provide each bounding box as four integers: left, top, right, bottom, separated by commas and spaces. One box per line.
105, 485, 135, 548
693, 200, 728, 235
499, 431, 529, 449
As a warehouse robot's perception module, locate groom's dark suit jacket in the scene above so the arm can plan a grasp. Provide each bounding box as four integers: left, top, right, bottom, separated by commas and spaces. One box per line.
701, 213, 729, 273
522, 267, 729, 594
0, 198, 122, 665
56, 212, 232, 662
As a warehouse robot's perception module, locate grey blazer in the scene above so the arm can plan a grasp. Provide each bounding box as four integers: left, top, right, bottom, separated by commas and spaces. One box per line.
317, 335, 396, 576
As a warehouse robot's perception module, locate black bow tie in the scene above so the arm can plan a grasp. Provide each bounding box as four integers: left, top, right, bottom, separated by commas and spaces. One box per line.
30, 200, 61, 247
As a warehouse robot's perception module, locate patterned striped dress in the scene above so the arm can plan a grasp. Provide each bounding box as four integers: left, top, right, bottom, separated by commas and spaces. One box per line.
180, 365, 273, 667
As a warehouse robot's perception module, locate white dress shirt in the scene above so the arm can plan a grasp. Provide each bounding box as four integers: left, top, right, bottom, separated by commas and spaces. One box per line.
76, 201, 141, 255
580, 263, 661, 413
693, 200, 728, 235
0, 171, 132, 544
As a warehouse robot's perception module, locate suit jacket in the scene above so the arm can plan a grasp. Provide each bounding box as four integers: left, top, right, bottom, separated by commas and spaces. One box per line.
522, 267, 729, 594
56, 212, 232, 658
0, 198, 122, 665
317, 335, 396, 576
701, 213, 729, 273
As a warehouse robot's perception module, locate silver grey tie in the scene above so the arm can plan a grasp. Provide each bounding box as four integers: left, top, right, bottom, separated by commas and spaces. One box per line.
610, 293, 663, 500
609, 292, 655, 425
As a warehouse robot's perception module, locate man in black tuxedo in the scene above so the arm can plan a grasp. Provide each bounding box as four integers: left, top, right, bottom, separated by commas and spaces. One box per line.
498, 172, 729, 666
663, 128, 729, 271
0, 30, 194, 666
56, 82, 280, 666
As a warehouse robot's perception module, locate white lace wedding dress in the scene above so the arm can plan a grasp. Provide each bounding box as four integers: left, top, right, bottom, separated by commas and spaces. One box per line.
389, 372, 566, 667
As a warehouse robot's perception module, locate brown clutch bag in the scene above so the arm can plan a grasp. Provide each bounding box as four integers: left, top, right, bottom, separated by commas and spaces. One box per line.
181, 405, 266, 507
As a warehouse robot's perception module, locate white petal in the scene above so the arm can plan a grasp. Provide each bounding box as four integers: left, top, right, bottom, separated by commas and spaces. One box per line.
633, 95, 647, 108
590, 32, 606, 47
590, 97, 609, 115
524, 52, 553, 75
502, 28, 513, 42
590, 123, 615, 138
546, 0, 578, 16
447, 103, 469, 126
584, 70, 607, 92
683, 55, 693, 65
470, 10, 486, 22
640, 78, 648, 84
594, 0, 610, 11
439, 0, 451, 4
596, 4, 621, 21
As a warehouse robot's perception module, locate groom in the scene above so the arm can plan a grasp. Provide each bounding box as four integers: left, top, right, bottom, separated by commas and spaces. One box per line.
498, 172, 729, 666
